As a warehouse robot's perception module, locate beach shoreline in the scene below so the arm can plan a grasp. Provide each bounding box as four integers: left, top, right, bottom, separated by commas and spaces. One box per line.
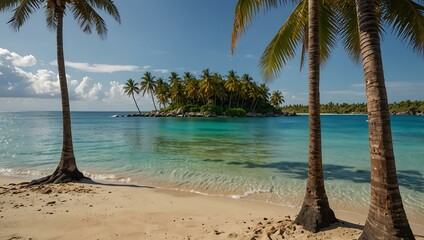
1, 175, 423, 240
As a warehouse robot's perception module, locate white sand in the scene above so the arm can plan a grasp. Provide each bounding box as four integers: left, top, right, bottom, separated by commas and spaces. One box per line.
1, 176, 423, 240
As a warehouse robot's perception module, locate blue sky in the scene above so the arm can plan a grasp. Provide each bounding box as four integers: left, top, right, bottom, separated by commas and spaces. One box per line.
0, 0, 423, 111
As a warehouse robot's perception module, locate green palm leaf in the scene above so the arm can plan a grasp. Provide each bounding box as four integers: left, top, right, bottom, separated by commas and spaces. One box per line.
259, 0, 307, 81
232, 0, 297, 54
382, 0, 424, 55
4, 0, 41, 30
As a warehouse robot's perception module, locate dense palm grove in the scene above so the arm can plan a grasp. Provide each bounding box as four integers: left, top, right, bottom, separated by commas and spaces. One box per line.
283, 100, 424, 114
124, 69, 285, 116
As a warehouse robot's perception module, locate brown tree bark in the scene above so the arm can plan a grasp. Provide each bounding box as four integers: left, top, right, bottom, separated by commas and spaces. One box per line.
29, 2, 86, 185
355, 0, 414, 239
294, 0, 336, 232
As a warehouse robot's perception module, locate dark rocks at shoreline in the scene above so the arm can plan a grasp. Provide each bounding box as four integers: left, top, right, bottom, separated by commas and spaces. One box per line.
391, 110, 424, 116
114, 111, 298, 118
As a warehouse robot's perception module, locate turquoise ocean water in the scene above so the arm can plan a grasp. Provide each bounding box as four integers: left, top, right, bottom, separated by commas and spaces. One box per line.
1, 112, 423, 222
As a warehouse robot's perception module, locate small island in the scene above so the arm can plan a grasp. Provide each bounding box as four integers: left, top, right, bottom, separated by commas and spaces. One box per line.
122, 70, 423, 118
122, 70, 293, 118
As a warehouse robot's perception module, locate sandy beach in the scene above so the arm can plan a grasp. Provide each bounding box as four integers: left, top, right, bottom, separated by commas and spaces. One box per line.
1, 176, 423, 240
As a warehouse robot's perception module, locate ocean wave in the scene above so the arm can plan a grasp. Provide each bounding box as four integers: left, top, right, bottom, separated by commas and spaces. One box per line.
82, 171, 131, 183
230, 186, 274, 199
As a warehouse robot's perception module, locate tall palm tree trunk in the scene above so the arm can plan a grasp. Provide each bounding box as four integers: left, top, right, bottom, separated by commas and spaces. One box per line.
132, 93, 142, 114
355, 0, 414, 239
151, 92, 157, 111
294, 0, 336, 232
229, 93, 233, 108
30, 4, 85, 185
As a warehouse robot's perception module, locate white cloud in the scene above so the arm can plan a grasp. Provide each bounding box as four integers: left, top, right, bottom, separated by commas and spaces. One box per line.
153, 68, 170, 74
0, 48, 36, 67
245, 54, 255, 59
0, 48, 168, 111
50, 61, 140, 73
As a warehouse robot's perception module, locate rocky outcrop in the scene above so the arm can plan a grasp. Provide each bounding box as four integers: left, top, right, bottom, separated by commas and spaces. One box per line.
120, 110, 298, 118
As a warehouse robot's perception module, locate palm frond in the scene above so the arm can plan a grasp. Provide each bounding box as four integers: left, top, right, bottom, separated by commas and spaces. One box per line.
45, 6, 57, 30
6, 0, 41, 30
232, 0, 295, 54
338, 0, 361, 63
87, 0, 121, 24
259, 0, 308, 81
318, 0, 339, 66
70, 0, 107, 38
0, 0, 20, 12
382, 0, 424, 56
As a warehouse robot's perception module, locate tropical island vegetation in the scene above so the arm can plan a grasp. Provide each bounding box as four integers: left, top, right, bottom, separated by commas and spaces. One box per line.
123, 70, 287, 117
283, 100, 424, 115
123, 71, 424, 117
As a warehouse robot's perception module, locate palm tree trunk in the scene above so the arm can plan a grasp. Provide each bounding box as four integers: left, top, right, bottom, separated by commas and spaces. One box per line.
132, 93, 141, 114
355, 0, 414, 239
229, 93, 233, 108
151, 91, 157, 111
30, 3, 85, 185
294, 0, 336, 232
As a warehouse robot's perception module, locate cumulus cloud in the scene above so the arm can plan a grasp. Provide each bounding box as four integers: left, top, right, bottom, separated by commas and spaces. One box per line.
74, 76, 105, 100
0, 48, 36, 67
0, 48, 121, 101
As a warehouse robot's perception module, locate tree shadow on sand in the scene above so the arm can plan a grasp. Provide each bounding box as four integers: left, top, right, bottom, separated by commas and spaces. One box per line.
224, 160, 424, 192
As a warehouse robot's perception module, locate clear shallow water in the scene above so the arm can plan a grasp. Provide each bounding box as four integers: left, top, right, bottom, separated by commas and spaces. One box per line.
1, 112, 423, 221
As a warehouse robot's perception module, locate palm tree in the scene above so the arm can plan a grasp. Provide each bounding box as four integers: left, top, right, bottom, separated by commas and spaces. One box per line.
349, 0, 423, 238
182, 71, 194, 86
1, 0, 120, 184
270, 90, 284, 108
185, 77, 199, 104
239, 73, 253, 108
232, 0, 337, 232
141, 71, 158, 111
169, 72, 184, 105
123, 79, 142, 114
199, 69, 214, 104
225, 70, 239, 108
155, 77, 170, 109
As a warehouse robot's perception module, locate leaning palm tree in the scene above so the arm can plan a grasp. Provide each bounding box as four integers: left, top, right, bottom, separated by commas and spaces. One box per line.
0, 0, 120, 184
344, 0, 423, 238
123, 79, 142, 114
141, 71, 158, 111
232, 0, 337, 232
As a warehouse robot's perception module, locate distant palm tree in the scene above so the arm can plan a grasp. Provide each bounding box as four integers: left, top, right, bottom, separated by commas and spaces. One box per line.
0, 0, 120, 184
169, 72, 184, 105
185, 77, 199, 104
225, 70, 239, 108
270, 90, 284, 108
200, 69, 214, 104
182, 72, 194, 86
155, 77, 169, 109
239, 73, 253, 108
123, 79, 142, 114
141, 71, 157, 111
